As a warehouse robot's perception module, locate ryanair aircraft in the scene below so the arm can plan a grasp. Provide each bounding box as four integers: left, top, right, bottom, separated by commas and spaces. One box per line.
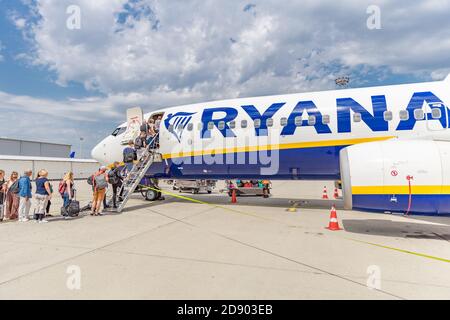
91, 74, 450, 215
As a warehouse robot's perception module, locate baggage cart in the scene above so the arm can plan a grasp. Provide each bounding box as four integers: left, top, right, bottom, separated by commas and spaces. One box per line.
175, 180, 216, 194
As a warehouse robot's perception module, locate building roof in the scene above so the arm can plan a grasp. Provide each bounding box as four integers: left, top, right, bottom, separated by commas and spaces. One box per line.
0, 155, 97, 163
0, 137, 72, 147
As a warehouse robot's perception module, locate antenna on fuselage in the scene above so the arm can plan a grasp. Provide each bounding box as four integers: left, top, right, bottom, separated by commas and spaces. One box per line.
335, 76, 350, 89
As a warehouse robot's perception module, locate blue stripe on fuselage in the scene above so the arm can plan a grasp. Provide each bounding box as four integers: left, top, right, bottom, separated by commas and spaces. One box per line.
146, 146, 345, 180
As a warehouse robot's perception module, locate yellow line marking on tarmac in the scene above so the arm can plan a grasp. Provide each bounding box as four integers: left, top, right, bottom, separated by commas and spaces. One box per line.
141, 185, 450, 264
139, 185, 275, 222
345, 237, 450, 263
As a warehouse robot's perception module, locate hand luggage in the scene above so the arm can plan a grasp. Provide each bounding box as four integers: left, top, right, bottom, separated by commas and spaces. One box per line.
61, 190, 80, 217
66, 200, 80, 217
0, 193, 5, 221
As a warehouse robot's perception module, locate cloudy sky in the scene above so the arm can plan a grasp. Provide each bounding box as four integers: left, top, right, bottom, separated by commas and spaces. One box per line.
1, 0, 450, 156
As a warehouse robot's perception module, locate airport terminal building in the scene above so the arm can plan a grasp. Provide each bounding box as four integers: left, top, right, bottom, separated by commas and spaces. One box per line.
0, 137, 99, 180
0, 137, 71, 158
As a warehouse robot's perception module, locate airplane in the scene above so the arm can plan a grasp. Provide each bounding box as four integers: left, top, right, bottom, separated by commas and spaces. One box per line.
91, 74, 450, 216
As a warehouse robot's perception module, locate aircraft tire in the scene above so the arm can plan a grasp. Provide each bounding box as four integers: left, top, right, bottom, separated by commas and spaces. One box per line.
145, 189, 159, 201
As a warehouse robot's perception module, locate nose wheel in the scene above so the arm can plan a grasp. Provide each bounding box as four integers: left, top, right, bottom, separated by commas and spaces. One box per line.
142, 188, 161, 201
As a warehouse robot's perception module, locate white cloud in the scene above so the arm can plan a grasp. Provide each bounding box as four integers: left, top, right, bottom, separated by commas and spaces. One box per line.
20, 0, 450, 101
0, 91, 120, 152
14, 18, 27, 30
7, 9, 27, 30
0, 88, 208, 152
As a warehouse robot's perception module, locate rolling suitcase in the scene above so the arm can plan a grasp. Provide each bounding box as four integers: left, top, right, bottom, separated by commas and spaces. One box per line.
0, 192, 5, 221
66, 200, 80, 217
61, 190, 80, 217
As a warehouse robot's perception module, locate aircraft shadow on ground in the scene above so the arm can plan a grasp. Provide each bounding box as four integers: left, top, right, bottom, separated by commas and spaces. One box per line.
163, 193, 345, 209
342, 219, 450, 240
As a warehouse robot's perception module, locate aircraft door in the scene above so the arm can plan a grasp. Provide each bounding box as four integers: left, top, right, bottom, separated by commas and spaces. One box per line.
121, 107, 144, 145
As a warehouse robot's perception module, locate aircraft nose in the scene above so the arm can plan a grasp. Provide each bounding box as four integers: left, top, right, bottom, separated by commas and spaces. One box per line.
91, 144, 103, 162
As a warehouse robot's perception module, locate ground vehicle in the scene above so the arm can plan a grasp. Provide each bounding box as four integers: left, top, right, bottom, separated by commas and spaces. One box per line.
175, 180, 216, 194
226, 180, 271, 198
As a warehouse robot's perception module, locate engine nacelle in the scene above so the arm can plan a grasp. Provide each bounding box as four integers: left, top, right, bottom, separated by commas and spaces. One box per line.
340, 139, 450, 215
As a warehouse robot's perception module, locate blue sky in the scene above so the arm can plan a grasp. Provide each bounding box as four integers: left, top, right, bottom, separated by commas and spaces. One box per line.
1, 0, 450, 156
0, 0, 90, 98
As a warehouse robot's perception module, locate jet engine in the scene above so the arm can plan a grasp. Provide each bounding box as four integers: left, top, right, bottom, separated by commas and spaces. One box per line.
339, 139, 450, 215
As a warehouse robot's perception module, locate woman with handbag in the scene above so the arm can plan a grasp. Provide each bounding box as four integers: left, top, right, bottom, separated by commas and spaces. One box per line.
4, 172, 19, 221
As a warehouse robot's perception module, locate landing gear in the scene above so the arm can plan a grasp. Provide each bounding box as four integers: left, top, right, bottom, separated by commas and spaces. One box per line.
139, 177, 163, 201
144, 189, 161, 201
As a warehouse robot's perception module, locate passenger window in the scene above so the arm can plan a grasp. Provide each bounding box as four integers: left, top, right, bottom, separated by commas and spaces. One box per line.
208, 122, 214, 130
399, 110, 409, 121
229, 121, 236, 129
414, 109, 424, 120
431, 108, 442, 119
294, 116, 302, 127
218, 121, 225, 130
266, 118, 273, 127
187, 123, 193, 131
169, 124, 174, 131
353, 113, 361, 122
280, 117, 288, 127
308, 115, 316, 126
254, 119, 261, 129
322, 114, 330, 124
383, 111, 393, 121
241, 120, 248, 128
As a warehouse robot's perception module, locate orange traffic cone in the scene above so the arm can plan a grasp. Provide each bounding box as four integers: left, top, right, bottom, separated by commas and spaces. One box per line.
231, 189, 237, 204
322, 186, 329, 199
326, 205, 342, 231
333, 188, 339, 199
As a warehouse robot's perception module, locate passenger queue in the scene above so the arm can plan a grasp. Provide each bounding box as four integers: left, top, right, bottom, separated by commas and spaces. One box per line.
0, 115, 162, 223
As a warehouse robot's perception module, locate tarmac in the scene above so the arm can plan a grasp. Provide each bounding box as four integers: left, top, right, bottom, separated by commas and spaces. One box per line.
0, 179, 449, 300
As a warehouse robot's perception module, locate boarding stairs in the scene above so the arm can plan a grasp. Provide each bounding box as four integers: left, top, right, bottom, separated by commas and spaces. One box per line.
111, 138, 160, 213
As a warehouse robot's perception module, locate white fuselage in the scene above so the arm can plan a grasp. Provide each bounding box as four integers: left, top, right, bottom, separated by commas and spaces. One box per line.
92, 76, 450, 180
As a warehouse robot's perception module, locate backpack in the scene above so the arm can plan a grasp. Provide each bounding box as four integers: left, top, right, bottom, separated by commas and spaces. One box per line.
123, 148, 136, 163
135, 137, 144, 150
87, 175, 94, 185
94, 174, 108, 190
108, 169, 119, 185
58, 180, 67, 195
140, 123, 148, 133
9, 180, 19, 194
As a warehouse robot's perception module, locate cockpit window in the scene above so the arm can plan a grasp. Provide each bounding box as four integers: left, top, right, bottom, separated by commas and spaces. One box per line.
111, 127, 127, 137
